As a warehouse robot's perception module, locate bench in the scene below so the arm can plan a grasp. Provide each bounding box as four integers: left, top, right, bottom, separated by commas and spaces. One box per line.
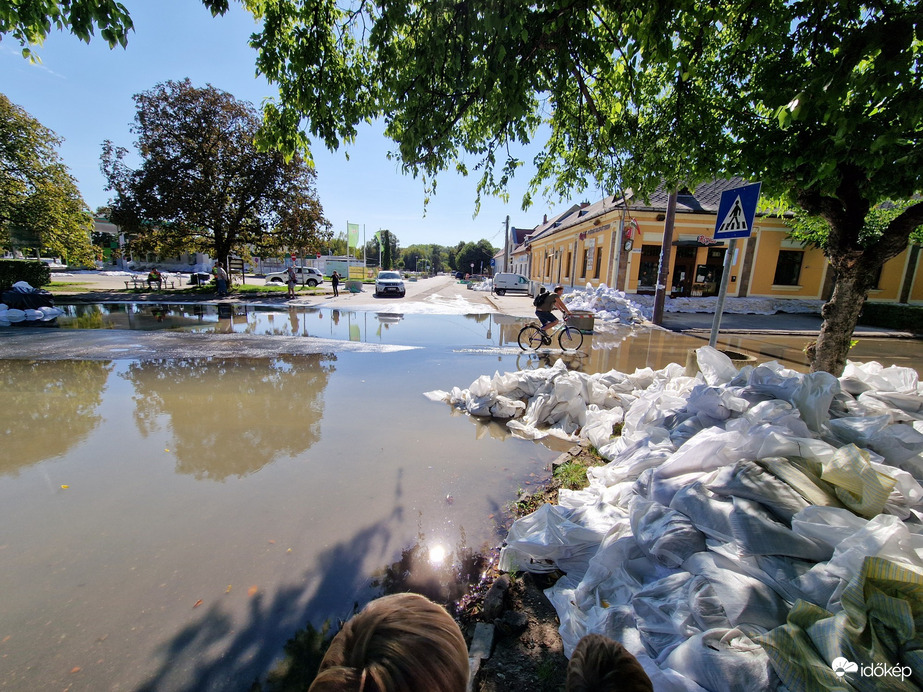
124, 277, 177, 290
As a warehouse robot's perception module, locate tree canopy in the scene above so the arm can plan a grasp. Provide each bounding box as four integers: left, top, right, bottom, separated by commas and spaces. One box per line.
454, 240, 497, 276
0, 92, 94, 264
101, 79, 330, 263
246, 0, 923, 374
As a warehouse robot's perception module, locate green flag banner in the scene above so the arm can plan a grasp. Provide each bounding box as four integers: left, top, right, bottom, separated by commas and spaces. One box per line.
347, 223, 360, 251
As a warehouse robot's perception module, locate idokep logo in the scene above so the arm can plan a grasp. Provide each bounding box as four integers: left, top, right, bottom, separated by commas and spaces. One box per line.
831, 657, 912, 682
832, 657, 858, 677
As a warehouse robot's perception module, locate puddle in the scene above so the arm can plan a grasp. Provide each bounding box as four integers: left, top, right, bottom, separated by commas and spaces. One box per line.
0, 352, 560, 690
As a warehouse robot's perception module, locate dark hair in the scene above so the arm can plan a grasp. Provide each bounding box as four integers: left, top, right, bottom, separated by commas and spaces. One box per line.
554, 285, 564, 293
566, 634, 653, 692
308, 593, 468, 692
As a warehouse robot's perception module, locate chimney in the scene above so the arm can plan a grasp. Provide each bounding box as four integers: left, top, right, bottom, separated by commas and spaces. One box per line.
543, 214, 548, 224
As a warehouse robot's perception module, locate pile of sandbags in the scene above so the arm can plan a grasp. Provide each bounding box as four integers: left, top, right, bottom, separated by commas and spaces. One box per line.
427, 350, 923, 691
561, 284, 649, 327
0, 282, 64, 326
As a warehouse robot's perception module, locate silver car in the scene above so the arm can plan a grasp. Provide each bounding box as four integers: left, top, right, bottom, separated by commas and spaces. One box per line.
375, 271, 405, 297
265, 266, 324, 287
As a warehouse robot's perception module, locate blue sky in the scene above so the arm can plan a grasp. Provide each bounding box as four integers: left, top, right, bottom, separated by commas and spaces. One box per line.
0, 0, 580, 249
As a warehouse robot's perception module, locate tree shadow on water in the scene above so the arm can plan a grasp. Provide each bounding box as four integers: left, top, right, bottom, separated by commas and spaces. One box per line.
138, 474, 406, 692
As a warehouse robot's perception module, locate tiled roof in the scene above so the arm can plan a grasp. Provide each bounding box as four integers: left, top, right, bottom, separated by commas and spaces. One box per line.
522, 178, 762, 243
631, 177, 752, 213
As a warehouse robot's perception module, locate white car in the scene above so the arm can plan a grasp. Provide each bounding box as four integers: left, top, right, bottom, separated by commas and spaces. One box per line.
375, 271, 405, 297
265, 266, 324, 287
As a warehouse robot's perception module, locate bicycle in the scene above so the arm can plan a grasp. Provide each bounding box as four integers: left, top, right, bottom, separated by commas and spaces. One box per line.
517, 319, 584, 352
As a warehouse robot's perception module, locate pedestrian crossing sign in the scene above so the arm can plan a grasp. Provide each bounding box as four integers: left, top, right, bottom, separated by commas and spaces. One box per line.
714, 182, 762, 239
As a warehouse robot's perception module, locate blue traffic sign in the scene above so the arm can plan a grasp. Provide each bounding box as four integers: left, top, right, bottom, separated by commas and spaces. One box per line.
490, 258, 496, 266
713, 182, 762, 239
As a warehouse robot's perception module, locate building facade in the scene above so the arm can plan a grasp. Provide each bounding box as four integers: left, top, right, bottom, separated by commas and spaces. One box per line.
522, 180, 923, 305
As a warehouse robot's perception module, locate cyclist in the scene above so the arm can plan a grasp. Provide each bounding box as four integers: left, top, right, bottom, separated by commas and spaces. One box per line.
535, 285, 572, 343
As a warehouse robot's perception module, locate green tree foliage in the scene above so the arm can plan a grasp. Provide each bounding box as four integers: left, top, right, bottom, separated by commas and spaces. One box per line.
245, 0, 923, 374
380, 229, 393, 270
101, 79, 329, 263
0, 0, 229, 57
0, 92, 94, 264
454, 240, 496, 276
400, 243, 439, 273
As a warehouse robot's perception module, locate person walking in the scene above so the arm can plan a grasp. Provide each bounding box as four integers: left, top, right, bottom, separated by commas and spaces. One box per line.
213, 262, 229, 297
331, 270, 340, 297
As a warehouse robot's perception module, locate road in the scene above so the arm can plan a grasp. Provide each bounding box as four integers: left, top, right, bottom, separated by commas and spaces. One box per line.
53, 271, 540, 318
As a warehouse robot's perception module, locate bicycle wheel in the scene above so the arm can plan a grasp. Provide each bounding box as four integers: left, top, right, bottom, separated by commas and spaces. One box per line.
558, 326, 584, 351
518, 325, 546, 351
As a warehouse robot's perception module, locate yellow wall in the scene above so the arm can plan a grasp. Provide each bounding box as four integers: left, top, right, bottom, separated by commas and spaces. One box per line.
910, 247, 923, 304
867, 248, 910, 302
746, 220, 827, 298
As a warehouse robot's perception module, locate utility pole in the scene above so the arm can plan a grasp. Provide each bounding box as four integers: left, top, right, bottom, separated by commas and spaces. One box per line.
652, 189, 678, 325
503, 215, 510, 272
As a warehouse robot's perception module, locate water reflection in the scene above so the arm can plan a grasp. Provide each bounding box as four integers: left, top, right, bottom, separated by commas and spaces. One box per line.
121, 355, 335, 480
0, 359, 112, 475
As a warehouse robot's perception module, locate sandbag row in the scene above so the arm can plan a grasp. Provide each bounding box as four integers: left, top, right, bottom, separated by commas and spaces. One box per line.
427, 348, 923, 691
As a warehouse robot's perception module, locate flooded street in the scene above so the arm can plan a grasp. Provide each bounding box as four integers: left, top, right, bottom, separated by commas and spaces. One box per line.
1, 347, 563, 691
0, 293, 918, 690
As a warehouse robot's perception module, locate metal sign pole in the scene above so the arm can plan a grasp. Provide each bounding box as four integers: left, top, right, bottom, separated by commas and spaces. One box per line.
708, 238, 737, 348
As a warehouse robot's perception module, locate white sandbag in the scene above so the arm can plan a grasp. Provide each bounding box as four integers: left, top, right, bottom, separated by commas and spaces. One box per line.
696, 346, 739, 385
662, 628, 778, 691
38, 305, 64, 320
582, 405, 625, 450
498, 503, 609, 576
841, 360, 920, 394
669, 482, 736, 543
794, 513, 923, 610
707, 460, 811, 523
630, 496, 707, 568
5, 308, 25, 322
683, 552, 789, 631
790, 371, 840, 433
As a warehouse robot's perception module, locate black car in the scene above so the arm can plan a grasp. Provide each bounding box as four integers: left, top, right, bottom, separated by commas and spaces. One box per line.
454, 271, 465, 279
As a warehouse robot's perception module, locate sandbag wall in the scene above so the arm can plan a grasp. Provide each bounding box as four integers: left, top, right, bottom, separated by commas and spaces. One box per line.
426, 348, 923, 691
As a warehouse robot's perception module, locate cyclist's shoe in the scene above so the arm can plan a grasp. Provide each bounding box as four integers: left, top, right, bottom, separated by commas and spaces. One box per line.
540, 333, 551, 345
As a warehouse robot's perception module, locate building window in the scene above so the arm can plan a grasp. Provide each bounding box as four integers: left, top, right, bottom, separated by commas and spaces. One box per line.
584, 245, 595, 278
565, 251, 572, 278
773, 250, 803, 286
594, 245, 603, 279
638, 245, 660, 290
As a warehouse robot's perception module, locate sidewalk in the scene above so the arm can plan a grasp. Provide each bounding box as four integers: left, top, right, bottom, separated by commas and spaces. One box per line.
660, 311, 917, 338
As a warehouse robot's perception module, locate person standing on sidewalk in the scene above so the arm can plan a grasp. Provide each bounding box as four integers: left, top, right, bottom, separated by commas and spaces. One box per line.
213, 262, 229, 297
331, 270, 340, 297
286, 265, 297, 299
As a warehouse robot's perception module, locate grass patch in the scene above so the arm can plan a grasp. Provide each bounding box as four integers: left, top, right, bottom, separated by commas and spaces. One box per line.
46, 282, 96, 293
506, 446, 608, 520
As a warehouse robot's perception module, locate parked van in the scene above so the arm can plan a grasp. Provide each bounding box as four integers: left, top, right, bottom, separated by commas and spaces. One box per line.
492, 272, 530, 296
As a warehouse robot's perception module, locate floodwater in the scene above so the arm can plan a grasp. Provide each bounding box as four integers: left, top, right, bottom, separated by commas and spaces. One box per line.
0, 303, 917, 691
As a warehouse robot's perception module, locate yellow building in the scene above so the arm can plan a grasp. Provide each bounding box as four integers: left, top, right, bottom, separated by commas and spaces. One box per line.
523, 180, 923, 305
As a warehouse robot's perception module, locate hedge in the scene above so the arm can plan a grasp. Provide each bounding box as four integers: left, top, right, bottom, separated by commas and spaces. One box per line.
858, 302, 923, 333
0, 260, 51, 292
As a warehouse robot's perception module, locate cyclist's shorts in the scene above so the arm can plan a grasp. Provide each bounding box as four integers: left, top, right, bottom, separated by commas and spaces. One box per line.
536, 310, 556, 326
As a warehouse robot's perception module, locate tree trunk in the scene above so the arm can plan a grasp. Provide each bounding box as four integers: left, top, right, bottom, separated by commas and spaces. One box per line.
811, 267, 868, 376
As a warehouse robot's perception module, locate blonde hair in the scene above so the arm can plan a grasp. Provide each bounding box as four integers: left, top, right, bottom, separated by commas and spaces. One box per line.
566, 634, 653, 692
308, 593, 469, 692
